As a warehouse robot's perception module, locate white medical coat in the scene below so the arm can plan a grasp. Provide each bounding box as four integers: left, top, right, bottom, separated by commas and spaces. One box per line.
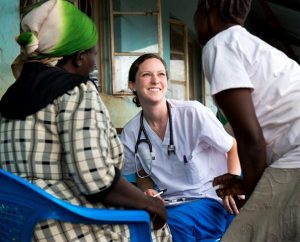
121, 100, 233, 202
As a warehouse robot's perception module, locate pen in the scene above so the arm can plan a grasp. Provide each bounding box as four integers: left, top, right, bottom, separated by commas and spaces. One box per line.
183, 155, 188, 164
153, 189, 167, 197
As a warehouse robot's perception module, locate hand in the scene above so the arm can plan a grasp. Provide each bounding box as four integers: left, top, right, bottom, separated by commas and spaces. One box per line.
222, 194, 246, 215
145, 196, 167, 230
144, 188, 158, 196
213, 173, 245, 198
144, 188, 164, 203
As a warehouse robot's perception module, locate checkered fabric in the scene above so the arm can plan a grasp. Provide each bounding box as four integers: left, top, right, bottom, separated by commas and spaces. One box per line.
0, 81, 171, 242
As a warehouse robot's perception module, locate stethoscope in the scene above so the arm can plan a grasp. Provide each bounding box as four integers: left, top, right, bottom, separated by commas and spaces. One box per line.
134, 101, 176, 178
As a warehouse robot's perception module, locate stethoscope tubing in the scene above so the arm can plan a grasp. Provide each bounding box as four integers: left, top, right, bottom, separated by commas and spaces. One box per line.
135, 101, 176, 156
134, 101, 176, 178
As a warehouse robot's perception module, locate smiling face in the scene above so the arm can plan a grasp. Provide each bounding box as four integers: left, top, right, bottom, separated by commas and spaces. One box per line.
129, 57, 168, 107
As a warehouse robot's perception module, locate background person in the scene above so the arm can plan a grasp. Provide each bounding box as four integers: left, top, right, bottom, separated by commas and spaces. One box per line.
194, 0, 300, 241
0, 1, 171, 241
121, 53, 242, 242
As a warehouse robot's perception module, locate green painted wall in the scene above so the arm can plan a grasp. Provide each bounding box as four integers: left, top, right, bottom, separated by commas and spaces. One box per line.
0, 1, 20, 97
169, 0, 198, 39
100, 94, 140, 129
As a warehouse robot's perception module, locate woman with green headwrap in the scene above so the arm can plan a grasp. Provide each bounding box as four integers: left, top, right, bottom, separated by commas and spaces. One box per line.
0, 1, 172, 241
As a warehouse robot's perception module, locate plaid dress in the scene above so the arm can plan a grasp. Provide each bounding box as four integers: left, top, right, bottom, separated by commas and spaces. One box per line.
0, 81, 171, 242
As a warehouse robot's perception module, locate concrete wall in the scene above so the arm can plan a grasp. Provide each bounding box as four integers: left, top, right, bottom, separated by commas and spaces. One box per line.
170, 0, 198, 38
0, 0, 202, 129
100, 94, 140, 129
0, 1, 20, 97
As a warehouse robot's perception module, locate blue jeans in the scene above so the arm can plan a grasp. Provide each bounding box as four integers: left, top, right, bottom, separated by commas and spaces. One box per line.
167, 198, 234, 242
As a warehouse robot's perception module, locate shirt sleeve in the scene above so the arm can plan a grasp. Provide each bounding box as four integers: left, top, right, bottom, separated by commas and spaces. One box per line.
55, 81, 121, 196
194, 102, 233, 153
203, 43, 254, 95
106, 109, 124, 170
120, 121, 142, 175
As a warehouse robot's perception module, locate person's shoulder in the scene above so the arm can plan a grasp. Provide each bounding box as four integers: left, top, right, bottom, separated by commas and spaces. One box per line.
203, 25, 262, 62
120, 112, 141, 143
169, 99, 204, 107
206, 25, 247, 47
122, 112, 141, 132
64, 80, 98, 96
168, 99, 206, 113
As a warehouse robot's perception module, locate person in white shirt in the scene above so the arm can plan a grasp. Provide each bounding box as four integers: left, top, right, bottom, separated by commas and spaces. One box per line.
120, 53, 242, 242
194, 0, 300, 241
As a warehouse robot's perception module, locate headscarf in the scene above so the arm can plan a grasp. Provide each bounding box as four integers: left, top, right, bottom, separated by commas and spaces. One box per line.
12, 0, 98, 78
1, 0, 98, 119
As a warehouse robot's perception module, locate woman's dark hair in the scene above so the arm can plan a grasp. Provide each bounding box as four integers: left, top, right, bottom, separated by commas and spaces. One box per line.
218, 0, 252, 25
56, 52, 78, 67
197, 0, 252, 25
128, 53, 168, 107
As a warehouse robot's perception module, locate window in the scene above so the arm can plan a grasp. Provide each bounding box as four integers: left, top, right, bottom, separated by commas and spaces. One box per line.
169, 19, 189, 100
20, 0, 40, 16
109, 0, 163, 95
75, 0, 104, 93
188, 41, 198, 100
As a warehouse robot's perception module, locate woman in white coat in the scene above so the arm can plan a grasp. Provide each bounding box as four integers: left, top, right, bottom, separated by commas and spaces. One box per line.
121, 53, 242, 242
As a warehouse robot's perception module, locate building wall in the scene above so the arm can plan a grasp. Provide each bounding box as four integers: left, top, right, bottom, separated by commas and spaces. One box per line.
0, 0, 202, 128
170, 0, 198, 38
0, 1, 20, 97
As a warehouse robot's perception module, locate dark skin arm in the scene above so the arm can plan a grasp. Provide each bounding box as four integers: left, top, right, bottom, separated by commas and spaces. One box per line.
213, 88, 267, 199
103, 176, 166, 230
136, 170, 165, 202
57, 52, 166, 229
136, 169, 155, 192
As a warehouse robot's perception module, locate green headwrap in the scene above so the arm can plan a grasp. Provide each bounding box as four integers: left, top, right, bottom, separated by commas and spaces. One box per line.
16, 0, 98, 59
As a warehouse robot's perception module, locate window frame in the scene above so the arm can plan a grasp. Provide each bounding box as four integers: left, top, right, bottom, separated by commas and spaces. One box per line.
169, 18, 189, 100
109, 0, 163, 95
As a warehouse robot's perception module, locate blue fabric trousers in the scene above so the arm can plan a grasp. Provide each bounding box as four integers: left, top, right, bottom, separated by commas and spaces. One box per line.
166, 198, 234, 242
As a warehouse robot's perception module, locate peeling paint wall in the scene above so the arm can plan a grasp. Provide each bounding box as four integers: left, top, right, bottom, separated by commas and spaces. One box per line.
0, 1, 19, 98
100, 94, 141, 129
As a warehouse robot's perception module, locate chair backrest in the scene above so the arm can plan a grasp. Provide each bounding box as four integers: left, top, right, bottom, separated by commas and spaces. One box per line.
0, 169, 152, 242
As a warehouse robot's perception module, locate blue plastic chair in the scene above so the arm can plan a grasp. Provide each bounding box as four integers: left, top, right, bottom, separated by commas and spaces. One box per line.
0, 169, 152, 242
